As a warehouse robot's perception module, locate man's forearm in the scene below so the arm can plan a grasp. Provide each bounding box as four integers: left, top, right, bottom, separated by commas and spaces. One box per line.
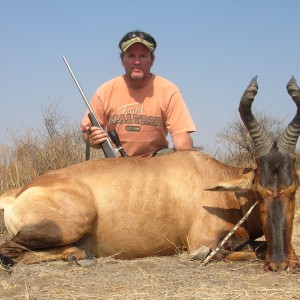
173, 132, 193, 150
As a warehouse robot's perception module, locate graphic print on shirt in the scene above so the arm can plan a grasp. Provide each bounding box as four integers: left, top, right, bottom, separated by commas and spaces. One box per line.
107, 103, 163, 132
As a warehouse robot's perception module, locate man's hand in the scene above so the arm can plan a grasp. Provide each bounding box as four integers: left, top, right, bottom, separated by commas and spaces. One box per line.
83, 126, 107, 149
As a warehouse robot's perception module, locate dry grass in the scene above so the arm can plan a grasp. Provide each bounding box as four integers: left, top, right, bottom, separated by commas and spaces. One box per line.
0, 116, 104, 195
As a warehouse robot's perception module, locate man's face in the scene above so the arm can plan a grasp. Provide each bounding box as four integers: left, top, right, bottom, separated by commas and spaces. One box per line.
121, 43, 154, 80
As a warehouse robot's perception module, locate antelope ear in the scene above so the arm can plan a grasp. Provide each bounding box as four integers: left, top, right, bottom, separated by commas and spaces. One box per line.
204, 171, 255, 192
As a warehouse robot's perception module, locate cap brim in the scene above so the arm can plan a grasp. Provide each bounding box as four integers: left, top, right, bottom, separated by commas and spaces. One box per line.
121, 37, 155, 52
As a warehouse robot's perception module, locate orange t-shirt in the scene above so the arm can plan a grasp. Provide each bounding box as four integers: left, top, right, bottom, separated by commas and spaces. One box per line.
80, 75, 196, 157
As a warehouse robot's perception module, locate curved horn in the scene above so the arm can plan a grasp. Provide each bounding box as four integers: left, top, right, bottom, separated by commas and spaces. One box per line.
238, 76, 273, 156
277, 76, 300, 153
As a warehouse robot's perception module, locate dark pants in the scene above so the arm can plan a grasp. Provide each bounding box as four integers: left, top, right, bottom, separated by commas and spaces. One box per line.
152, 148, 175, 157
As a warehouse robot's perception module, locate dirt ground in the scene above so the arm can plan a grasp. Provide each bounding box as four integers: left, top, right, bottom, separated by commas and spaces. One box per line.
1, 207, 300, 300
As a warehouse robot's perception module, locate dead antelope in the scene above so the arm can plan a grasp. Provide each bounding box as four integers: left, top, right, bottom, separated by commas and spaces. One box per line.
0, 77, 299, 272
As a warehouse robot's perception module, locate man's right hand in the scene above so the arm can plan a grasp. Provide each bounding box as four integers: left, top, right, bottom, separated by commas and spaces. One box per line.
83, 126, 108, 149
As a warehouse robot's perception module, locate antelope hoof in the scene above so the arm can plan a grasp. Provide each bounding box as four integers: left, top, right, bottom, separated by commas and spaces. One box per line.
190, 246, 211, 260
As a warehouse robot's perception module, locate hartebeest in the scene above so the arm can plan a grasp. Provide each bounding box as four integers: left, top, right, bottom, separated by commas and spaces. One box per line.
0, 77, 299, 272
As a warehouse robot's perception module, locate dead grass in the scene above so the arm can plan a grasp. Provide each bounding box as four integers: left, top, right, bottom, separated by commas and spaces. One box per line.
0, 101, 105, 194
1, 254, 300, 299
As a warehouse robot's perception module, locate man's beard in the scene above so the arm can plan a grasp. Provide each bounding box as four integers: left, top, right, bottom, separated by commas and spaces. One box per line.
130, 70, 145, 80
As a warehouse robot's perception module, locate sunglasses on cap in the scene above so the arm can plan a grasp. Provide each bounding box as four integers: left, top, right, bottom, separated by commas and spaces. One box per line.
119, 31, 157, 53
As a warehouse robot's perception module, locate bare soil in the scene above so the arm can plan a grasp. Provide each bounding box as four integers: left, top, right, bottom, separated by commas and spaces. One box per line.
1, 208, 300, 300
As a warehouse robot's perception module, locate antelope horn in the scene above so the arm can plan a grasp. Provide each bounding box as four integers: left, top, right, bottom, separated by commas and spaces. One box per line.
238, 76, 273, 156
277, 76, 300, 153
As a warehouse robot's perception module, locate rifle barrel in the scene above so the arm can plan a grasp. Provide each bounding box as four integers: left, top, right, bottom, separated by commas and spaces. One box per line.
62, 56, 94, 117
62, 55, 117, 158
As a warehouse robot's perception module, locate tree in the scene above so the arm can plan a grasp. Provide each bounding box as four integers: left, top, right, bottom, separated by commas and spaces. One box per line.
215, 110, 285, 167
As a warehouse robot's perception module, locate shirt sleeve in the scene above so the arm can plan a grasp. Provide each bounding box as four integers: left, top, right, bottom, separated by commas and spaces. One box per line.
164, 91, 196, 137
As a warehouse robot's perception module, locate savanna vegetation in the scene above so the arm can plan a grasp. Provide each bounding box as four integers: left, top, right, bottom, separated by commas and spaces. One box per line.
0, 101, 105, 194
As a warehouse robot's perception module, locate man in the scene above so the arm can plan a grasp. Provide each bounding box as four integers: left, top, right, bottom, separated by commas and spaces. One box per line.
80, 30, 196, 157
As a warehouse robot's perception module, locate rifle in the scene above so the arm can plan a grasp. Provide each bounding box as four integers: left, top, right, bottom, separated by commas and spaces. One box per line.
62, 56, 128, 158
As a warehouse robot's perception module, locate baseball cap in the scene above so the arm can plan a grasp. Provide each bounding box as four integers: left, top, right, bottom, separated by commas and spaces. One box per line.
119, 30, 157, 53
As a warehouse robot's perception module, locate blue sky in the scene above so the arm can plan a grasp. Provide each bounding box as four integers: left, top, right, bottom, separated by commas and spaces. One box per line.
1, 0, 300, 150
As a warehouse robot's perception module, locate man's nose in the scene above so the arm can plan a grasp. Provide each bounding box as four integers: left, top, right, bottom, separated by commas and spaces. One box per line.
133, 57, 141, 64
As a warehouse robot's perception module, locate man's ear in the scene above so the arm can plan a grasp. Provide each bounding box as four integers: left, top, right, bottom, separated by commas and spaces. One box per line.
151, 54, 155, 66
120, 53, 125, 66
